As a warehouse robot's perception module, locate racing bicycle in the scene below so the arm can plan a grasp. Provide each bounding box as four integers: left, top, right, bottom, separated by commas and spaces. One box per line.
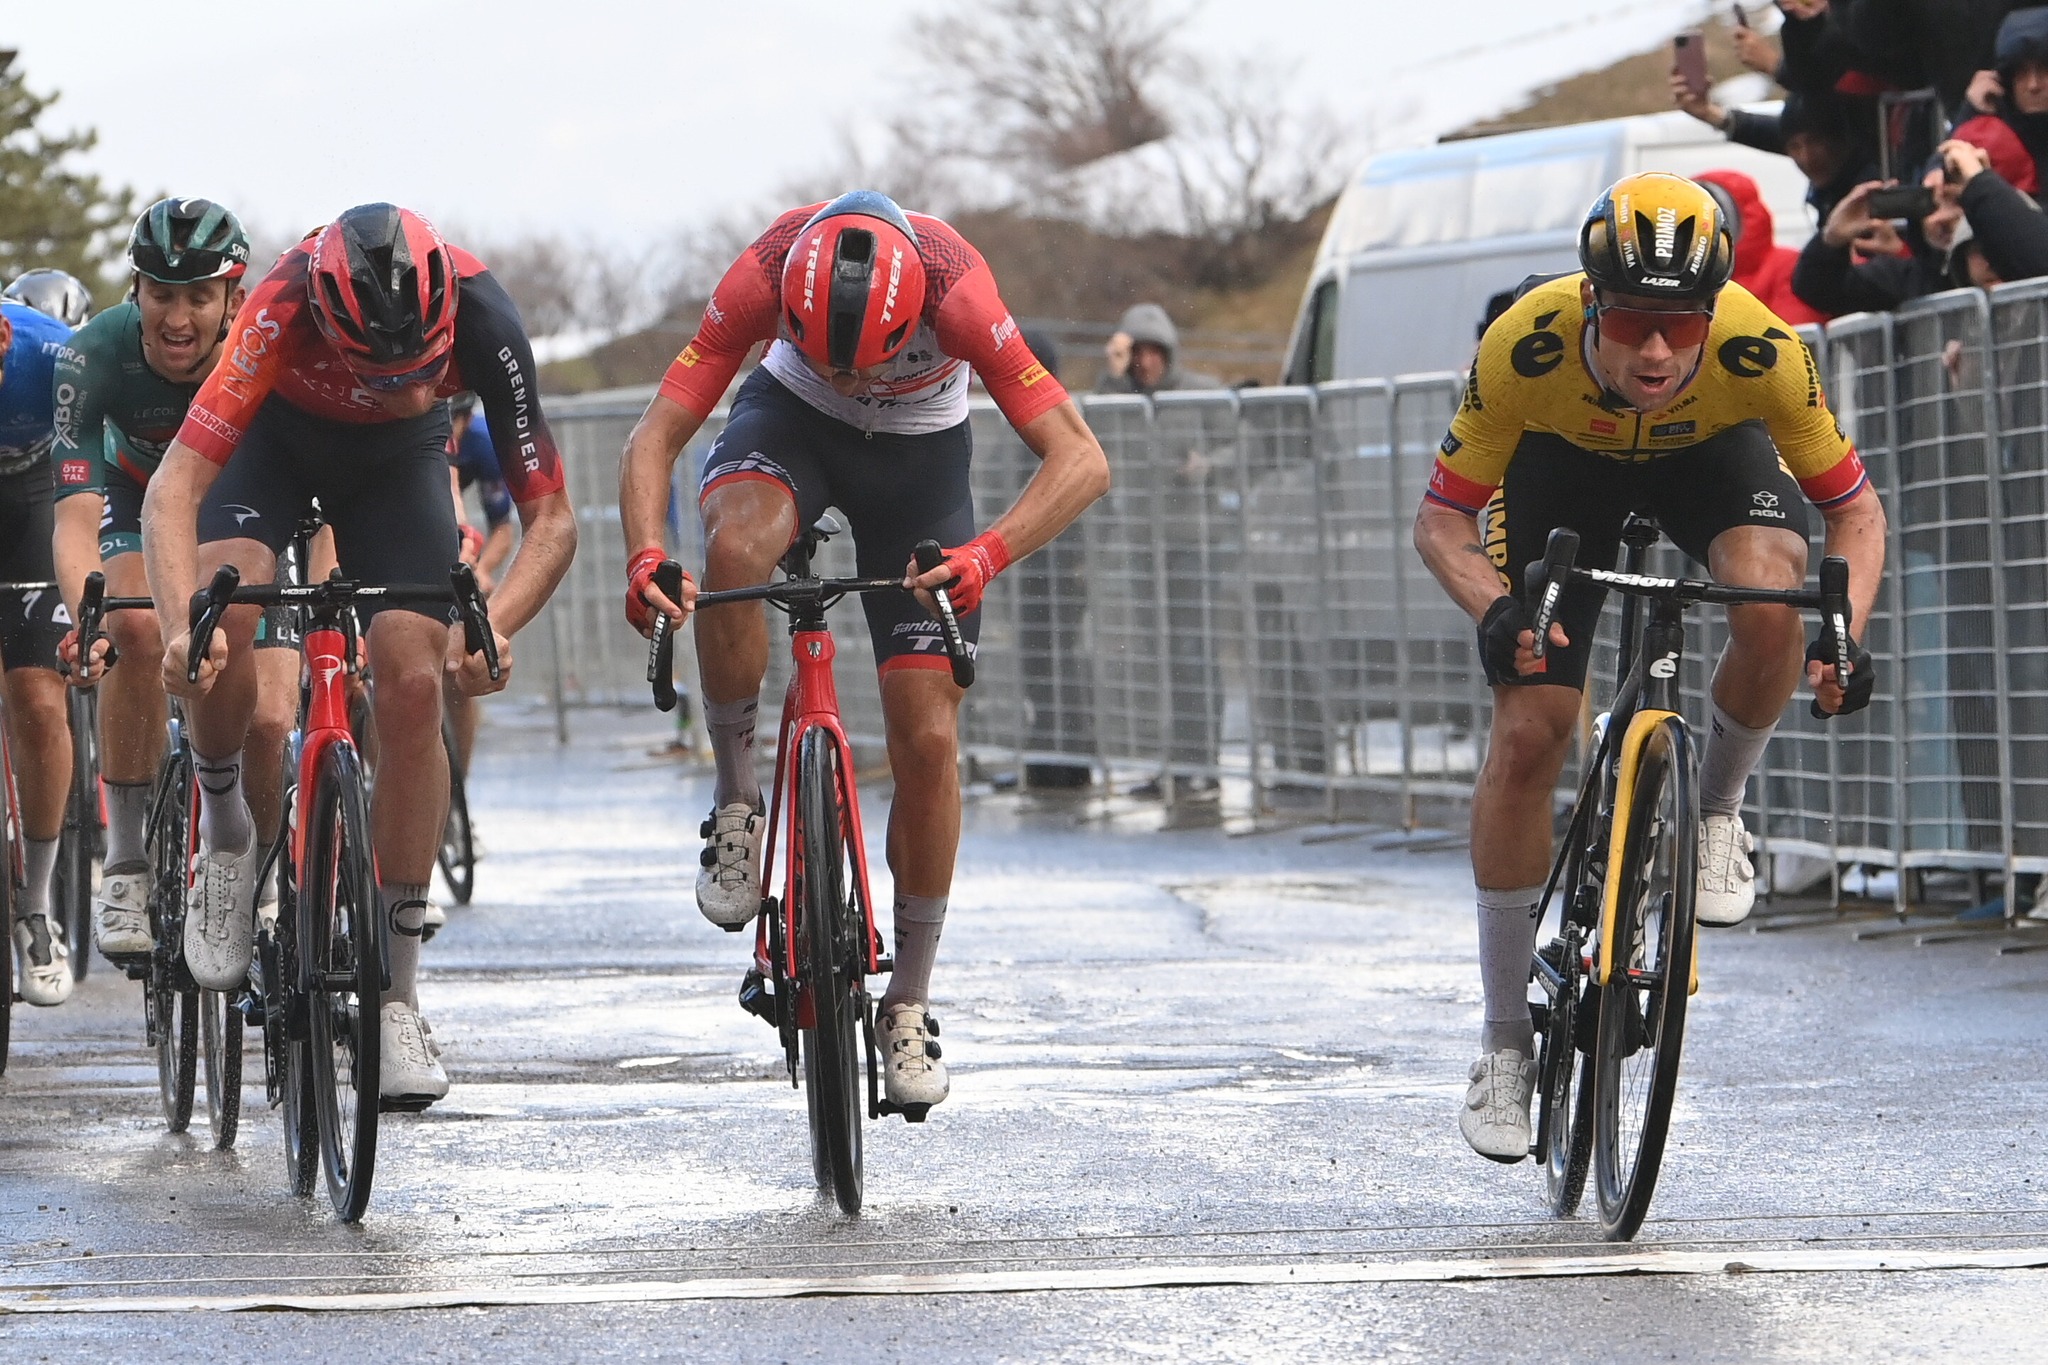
1522, 516, 1853, 1241
646, 517, 974, 1216
188, 559, 498, 1221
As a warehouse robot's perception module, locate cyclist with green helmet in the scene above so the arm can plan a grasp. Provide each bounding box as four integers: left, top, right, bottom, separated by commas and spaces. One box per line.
53, 197, 304, 962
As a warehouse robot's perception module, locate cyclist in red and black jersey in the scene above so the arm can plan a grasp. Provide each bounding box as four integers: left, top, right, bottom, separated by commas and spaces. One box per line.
619, 191, 1109, 1114
143, 204, 577, 1107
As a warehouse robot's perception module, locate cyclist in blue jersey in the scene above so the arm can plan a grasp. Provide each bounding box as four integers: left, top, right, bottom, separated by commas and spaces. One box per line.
0, 300, 81, 1003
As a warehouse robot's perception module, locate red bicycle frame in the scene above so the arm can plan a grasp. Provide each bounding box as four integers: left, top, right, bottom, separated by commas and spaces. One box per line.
290, 620, 360, 883
753, 626, 882, 1006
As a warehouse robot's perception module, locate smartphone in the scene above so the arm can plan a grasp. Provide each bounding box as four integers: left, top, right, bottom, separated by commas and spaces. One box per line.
1675, 30, 1709, 96
1867, 185, 1937, 220
1878, 88, 1945, 184
1731, 4, 1749, 27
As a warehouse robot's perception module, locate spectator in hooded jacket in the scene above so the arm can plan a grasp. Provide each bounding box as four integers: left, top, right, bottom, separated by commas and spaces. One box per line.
1675, 81, 1881, 223
1790, 136, 2048, 312
1956, 6, 2048, 195
1097, 303, 1223, 395
1696, 168, 1830, 324
1843, 0, 2024, 113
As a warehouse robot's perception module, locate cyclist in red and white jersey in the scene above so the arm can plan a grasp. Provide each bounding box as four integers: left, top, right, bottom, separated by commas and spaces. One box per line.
619, 191, 1109, 1114
143, 204, 577, 1106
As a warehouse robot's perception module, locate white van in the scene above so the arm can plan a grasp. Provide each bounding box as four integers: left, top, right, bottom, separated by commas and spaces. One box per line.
1282, 109, 1816, 384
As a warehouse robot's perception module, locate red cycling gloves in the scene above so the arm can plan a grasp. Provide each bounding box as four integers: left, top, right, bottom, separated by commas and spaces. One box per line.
931, 530, 1012, 616
626, 546, 694, 635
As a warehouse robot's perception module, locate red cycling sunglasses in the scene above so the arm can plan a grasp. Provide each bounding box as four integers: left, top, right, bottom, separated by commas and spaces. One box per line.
1595, 305, 1713, 349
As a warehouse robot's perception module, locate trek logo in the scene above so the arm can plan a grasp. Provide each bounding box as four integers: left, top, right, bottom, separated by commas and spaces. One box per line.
799, 232, 823, 311
880, 248, 906, 324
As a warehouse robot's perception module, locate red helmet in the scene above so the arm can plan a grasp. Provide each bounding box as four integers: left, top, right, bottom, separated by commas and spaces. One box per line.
780, 191, 926, 371
307, 203, 458, 374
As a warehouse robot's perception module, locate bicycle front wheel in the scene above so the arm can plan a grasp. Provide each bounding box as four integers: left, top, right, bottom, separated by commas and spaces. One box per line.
147, 740, 197, 1131
1591, 713, 1698, 1241
1539, 976, 1594, 1218
60, 686, 100, 981
437, 719, 474, 906
303, 741, 382, 1222
797, 727, 865, 1216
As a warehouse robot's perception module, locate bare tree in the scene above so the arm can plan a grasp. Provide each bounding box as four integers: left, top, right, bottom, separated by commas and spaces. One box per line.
916, 0, 1187, 175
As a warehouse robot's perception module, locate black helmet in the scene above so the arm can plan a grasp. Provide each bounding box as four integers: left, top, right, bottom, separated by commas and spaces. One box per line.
129, 197, 251, 284
3, 269, 93, 327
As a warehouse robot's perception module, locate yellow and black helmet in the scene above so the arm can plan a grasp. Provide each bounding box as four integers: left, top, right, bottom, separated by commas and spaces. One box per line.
1578, 172, 1736, 302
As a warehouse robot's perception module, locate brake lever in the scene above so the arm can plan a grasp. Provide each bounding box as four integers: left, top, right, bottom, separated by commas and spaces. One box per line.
1525, 528, 1581, 661
648, 560, 684, 712
75, 570, 118, 680
451, 562, 501, 682
1810, 555, 1853, 721
913, 539, 975, 689
186, 564, 241, 684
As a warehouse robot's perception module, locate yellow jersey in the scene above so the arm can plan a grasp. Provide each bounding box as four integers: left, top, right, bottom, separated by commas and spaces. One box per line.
1426, 274, 1866, 515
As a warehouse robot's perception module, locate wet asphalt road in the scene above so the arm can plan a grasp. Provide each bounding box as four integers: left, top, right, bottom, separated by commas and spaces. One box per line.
5, 703, 2048, 1362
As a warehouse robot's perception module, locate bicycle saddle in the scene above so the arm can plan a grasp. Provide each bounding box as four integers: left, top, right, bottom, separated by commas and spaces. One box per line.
780, 513, 844, 576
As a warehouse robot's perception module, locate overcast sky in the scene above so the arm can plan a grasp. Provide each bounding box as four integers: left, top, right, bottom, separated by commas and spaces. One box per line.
9, 1, 1712, 246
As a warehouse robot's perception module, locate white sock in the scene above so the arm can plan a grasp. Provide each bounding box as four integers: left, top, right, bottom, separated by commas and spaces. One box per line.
1699, 702, 1775, 818
22, 837, 59, 922
705, 696, 762, 811
381, 882, 430, 1009
881, 893, 948, 1012
194, 748, 253, 853
105, 781, 152, 869
1476, 884, 1544, 1058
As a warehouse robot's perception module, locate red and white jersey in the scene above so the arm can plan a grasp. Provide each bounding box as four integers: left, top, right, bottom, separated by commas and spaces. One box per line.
658, 204, 1068, 435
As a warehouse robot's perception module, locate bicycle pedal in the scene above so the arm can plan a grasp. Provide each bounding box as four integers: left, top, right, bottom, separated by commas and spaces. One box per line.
738, 968, 778, 1024
379, 1094, 437, 1114
875, 1098, 931, 1124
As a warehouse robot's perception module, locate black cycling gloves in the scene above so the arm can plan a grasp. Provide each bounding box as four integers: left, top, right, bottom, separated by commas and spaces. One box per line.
1806, 630, 1876, 716
1478, 595, 1537, 687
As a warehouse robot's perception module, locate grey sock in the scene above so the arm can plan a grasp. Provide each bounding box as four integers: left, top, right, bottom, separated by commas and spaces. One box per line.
22, 837, 59, 922
382, 882, 430, 1009
105, 781, 152, 869
1477, 883, 1544, 1057
194, 748, 253, 854
880, 893, 948, 1012
705, 696, 762, 810
1699, 701, 1775, 818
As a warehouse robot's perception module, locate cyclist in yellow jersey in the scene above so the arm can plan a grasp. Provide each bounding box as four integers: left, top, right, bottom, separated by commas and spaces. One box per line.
1413, 174, 1889, 1163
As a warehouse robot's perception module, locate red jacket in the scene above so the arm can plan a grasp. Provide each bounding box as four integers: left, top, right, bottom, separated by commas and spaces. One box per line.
1697, 169, 1829, 326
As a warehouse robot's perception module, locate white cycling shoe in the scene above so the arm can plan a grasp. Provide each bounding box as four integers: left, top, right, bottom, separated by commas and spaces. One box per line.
696, 803, 765, 930
95, 861, 154, 959
1696, 814, 1757, 926
379, 1002, 450, 1107
1459, 1049, 1535, 1164
877, 1002, 949, 1116
185, 835, 261, 990
13, 914, 74, 1007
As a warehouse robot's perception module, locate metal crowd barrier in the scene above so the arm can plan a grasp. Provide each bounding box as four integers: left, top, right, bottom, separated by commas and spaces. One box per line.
531, 282, 2048, 905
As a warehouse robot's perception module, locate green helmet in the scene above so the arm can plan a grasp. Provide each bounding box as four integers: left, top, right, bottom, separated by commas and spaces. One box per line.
128, 197, 250, 284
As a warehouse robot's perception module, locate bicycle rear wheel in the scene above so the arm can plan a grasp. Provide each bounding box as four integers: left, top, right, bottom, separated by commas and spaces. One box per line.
1538, 973, 1594, 1217
59, 687, 100, 981
1, 770, 14, 1075
797, 727, 865, 1216
201, 987, 243, 1149
147, 740, 197, 1131
261, 834, 319, 1197
1591, 714, 1697, 1241
303, 741, 382, 1221
437, 719, 474, 906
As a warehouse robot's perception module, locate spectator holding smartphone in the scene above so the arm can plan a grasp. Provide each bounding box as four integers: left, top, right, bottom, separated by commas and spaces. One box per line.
1675, 77, 1880, 222
1955, 7, 2048, 194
